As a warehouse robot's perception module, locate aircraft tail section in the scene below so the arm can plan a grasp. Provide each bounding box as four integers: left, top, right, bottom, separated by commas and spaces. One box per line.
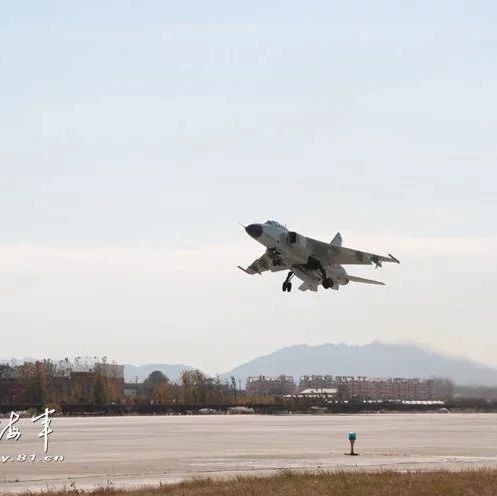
330, 232, 342, 246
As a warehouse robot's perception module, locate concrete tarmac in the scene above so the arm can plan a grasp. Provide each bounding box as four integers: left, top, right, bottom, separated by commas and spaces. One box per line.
1, 413, 497, 493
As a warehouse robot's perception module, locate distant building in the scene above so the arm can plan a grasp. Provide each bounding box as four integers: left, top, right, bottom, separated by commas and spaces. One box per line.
95, 362, 125, 379
123, 383, 139, 398
298, 375, 453, 401
297, 388, 338, 399
246, 375, 296, 396
300, 375, 335, 390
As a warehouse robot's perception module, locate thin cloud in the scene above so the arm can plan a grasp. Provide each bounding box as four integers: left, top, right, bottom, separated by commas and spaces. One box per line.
0, 235, 495, 277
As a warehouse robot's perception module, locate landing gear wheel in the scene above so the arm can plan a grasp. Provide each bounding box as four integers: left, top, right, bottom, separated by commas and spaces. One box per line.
282, 271, 294, 292
323, 278, 334, 289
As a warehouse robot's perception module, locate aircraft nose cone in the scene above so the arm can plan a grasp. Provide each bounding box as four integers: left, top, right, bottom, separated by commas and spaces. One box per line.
245, 223, 263, 239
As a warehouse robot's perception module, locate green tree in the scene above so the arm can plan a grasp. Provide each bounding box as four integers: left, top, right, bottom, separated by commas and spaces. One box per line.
144, 371, 169, 387
142, 371, 170, 402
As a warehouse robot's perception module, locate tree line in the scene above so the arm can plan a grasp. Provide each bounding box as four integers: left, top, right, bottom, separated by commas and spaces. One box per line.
130, 370, 266, 406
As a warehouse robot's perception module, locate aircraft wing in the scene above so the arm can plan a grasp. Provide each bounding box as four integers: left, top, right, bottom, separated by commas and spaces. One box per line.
328, 244, 400, 267
238, 249, 290, 275
306, 237, 399, 267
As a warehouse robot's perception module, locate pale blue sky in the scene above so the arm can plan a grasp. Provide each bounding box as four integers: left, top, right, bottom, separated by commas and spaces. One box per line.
1, 2, 496, 373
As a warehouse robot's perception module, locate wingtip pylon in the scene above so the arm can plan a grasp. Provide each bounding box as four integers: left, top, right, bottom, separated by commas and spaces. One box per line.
388, 254, 400, 264
238, 265, 259, 275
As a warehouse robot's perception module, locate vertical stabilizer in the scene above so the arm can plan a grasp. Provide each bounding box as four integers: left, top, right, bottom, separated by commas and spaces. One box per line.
330, 232, 342, 246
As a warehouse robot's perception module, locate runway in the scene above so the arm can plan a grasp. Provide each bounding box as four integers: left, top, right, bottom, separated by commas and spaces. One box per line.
1, 413, 497, 493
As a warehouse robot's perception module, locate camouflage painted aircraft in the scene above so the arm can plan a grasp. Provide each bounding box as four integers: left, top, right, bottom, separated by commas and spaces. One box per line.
239, 220, 399, 292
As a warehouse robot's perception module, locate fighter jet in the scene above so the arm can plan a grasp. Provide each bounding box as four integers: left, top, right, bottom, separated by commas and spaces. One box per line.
238, 220, 399, 292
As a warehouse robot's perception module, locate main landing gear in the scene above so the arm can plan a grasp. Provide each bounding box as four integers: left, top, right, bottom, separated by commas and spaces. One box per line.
282, 271, 294, 292
315, 262, 335, 289
315, 261, 334, 289
303, 256, 333, 289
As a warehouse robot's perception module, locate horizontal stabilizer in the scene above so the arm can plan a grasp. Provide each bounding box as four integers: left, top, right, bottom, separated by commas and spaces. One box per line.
347, 275, 385, 286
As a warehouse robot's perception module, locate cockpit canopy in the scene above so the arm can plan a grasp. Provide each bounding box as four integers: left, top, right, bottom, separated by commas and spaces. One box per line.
265, 220, 287, 230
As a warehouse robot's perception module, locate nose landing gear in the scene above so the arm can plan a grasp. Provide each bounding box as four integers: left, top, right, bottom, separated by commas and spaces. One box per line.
282, 271, 294, 292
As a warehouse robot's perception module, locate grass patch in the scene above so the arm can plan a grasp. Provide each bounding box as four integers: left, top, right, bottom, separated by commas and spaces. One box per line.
16, 469, 497, 496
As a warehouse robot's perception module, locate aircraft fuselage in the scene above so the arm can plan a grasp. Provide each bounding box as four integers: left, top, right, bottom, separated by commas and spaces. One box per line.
245, 221, 348, 290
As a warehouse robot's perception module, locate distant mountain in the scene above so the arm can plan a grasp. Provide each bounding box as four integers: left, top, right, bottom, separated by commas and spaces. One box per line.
222, 342, 497, 386
124, 363, 193, 383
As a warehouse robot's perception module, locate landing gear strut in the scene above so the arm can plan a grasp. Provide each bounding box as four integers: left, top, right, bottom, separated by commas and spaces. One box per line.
282, 271, 294, 292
